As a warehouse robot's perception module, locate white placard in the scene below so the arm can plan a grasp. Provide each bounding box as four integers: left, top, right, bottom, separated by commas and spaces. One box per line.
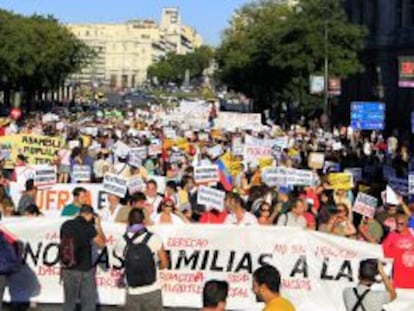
197, 186, 225, 211
344, 168, 362, 183
353, 192, 378, 218
207, 145, 223, 159
308, 152, 325, 169
16, 165, 57, 189
409, 172, 414, 195
103, 173, 128, 197
262, 167, 315, 187
72, 165, 91, 182
194, 165, 220, 184
127, 176, 144, 194
232, 136, 244, 156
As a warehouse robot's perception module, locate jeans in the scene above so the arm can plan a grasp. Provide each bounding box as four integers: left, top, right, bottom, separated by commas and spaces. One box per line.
0, 275, 6, 311
125, 290, 163, 311
61, 269, 97, 311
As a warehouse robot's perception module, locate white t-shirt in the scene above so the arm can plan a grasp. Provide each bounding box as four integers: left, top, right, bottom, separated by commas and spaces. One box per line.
152, 213, 185, 225
98, 204, 123, 222
224, 211, 258, 225
114, 230, 163, 295
146, 195, 163, 218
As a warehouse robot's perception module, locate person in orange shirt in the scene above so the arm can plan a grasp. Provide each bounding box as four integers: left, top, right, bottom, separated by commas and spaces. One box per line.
252, 265, 295, 311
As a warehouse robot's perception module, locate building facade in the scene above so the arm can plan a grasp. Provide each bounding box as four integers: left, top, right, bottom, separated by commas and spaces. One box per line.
68, 8, 203, 88
340, 0, 414, 133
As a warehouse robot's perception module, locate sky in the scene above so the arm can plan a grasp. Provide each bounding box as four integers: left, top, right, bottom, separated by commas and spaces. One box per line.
0, 0, 249, 45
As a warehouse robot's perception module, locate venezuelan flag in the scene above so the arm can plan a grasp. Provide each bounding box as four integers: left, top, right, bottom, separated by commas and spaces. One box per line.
216, 152, 233, 191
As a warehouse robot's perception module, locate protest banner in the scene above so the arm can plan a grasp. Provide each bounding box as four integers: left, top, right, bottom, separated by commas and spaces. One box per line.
262, 167, 315, 187
194, 165, 220, 184
72, 165, 91, 182
127, 176, 144, 194
215, 112, 261, 131
353, 193, 378, 218
3, 220, 413, 311
308, 152, 325, 169
409, 172, 414, 195
244, 135, 289, 163
389, 177, 409, 196
103, 173, 128, 198
10, 182, 106, 216
344, 168, 362, 183
327, 173, 352, 190
18, 134, 65, 165
197, 186, 225, 211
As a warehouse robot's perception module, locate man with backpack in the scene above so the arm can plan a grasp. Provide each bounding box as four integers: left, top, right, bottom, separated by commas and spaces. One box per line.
60, 204, 106, 311
342, 259, 396, 311
114, 209, 169, 311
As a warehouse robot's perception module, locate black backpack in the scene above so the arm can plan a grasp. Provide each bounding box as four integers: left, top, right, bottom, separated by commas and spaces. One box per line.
59, 236, 77, 268
0, 231, 21, 275
123, 229, 156, 288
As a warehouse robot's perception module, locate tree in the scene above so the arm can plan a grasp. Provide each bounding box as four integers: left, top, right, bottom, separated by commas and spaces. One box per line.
0, 10, 93, 107
147, 46, 214, 85
216, 0, 366, 113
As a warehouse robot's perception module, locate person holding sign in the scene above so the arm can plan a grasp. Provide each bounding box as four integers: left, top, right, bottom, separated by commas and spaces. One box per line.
320, 203, 356, 238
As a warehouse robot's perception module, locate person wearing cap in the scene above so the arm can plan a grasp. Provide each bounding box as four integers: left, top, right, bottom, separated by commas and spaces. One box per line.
343, 260, 396, 311
17, 179, 37, 215
60, 204, 106, 311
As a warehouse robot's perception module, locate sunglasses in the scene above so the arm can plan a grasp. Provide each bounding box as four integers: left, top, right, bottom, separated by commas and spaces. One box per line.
261, 208, 270, 212
164, 204, 174, 208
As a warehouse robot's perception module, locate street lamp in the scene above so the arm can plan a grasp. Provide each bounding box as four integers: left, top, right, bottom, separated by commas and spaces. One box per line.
323, 5, 329, 129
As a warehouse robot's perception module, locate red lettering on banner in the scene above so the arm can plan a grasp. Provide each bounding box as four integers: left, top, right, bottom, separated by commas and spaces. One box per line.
44, 232, 59, 241
290, 244, 307, 255
228, 287, 249, 298
273, 244, 288, 255
282, 278, 312, 291
163, 283, 203, 294
314, 246, 357, 259
167, 237, 209, 248
160, 271, 204, 283
95, 276, 118, 288
227, 273, 249, 283
38, 266, 61, 276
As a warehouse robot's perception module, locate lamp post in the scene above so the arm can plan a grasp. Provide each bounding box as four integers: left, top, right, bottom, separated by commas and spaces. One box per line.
323, 5, 330, 130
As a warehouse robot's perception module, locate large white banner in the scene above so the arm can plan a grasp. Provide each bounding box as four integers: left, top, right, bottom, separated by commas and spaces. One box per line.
2, 220, 414, 310
215, 112, 262, 131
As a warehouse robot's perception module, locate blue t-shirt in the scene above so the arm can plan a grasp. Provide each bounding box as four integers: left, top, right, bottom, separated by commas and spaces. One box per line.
409, 216, 414, 229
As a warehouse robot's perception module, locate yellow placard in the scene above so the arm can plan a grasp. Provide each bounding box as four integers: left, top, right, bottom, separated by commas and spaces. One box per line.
328, 173, 352, 190
18, 134, 65, 165
258, 157, 273, 169
0, 135, 20, 169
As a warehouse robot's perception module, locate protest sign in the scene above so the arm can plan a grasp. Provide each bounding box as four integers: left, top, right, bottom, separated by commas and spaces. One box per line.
215, 112, 261, 130
4, 220, 413, 311
232, 136, 244, 156
383, 165, 397, 180
194, 165, 220, 184
127, 176, 144, 194
103, 173, 128, 197
409, 172, 414, 195
130, 146, 147, 160
328, 173, 352, 190
262, 167, 315, 187
15, 165, 57, 188
389, 177, 409, 196
197, 186, 225, 211
148, 141, 162, 156
323, 161, 341, 174
308, 152, 325, 169
0, 135, 19, 168
18, 134, 64, 165
344, 168, 362, 183
164, 127, 176, 139
207, 145, 223, 159
72, 165, 91, 182
353, 193, 378, 218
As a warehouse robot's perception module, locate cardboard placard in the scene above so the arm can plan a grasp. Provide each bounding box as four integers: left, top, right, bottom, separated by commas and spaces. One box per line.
16, 165, 57, 188
103, 173, 128, 197
262, 167, 315, 187
344, 168, 362, 183
308, 152, 325, 169
409, 172, 414, 195
327, 173, 352, 190
197, 186, 225, 211
194, 165, 220, 184
72, 165, 91, 182
353, 192, 378, 218
127, 176, 144, 194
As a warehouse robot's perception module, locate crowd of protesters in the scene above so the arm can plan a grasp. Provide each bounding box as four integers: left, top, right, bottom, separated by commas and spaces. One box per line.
0, 101, 414, 310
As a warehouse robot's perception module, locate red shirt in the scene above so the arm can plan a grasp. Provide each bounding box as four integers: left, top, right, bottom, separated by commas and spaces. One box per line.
382, 229, 414, 288
199, 210, 228, 224
0, 228, 16, 244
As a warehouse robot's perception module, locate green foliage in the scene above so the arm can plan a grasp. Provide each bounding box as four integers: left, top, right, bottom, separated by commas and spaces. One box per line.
148, 46, 214, 84
216, 0, 366, 111
0, 10, 94, 105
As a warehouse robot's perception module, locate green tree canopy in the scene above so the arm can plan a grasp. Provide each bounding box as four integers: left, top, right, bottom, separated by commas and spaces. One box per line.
0, 10, 93, 106
216, 0, 366, 112
148, 46, 214, 85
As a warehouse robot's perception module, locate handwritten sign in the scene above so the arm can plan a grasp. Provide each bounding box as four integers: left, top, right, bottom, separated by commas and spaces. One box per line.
353, 193, 377, 218
72, 165, 91, 182
197, 186, 225, 211
194, 165, 220, 184
103, 173, 128, 198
